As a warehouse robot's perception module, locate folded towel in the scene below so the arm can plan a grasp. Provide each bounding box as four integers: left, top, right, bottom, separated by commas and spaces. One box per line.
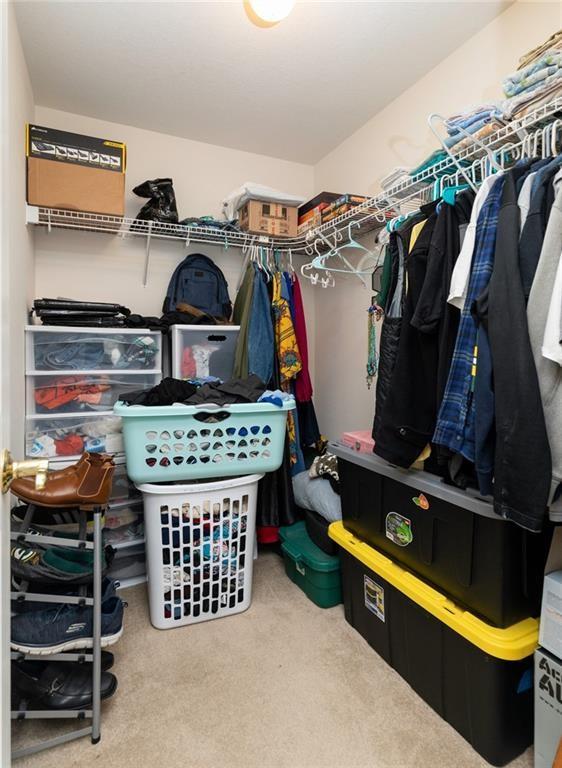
517, 29, 562, 71
503, 53, 562, 98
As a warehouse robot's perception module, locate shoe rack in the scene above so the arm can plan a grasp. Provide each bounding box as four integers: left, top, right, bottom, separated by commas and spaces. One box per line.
10, 504, 105, 759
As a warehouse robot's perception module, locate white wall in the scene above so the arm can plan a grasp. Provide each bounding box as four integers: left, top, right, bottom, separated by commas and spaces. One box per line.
7, 3, 34, 456
312, 0, 562, 440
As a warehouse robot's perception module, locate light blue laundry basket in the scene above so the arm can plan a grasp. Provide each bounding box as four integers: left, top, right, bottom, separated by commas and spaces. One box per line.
114, 399, 295, 483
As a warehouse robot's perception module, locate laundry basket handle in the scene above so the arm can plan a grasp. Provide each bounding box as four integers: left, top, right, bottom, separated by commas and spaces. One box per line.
193, 403, 232, 410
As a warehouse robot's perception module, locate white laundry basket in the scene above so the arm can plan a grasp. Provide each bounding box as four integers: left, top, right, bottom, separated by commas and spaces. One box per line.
137, 474, 263, 630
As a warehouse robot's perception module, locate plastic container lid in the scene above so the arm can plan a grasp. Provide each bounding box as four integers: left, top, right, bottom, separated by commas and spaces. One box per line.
280, 521, 340, 573
329, 521, 538, 660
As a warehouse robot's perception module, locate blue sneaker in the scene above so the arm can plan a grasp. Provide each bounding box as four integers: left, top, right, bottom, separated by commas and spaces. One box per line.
11, 596, 124, 654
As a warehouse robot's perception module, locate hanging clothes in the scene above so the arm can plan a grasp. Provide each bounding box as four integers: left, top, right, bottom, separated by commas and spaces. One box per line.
272, 272, 302, 383
433, 175, 506, 461
374, 201, 440, 467
527, 182, 562, 522
487, 166, 551, 532
248, 265, 274, 385
232, 263, 254, 378
291, 275, 321, 448
372, 212, 425, 442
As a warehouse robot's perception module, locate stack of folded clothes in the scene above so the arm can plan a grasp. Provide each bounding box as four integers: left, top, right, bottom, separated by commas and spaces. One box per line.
10, 453, 125, 713
501, 30, 562, 120
442, 103, 506, 152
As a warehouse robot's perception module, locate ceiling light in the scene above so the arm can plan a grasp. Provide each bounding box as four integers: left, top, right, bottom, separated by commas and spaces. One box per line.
247, 0, 295, 24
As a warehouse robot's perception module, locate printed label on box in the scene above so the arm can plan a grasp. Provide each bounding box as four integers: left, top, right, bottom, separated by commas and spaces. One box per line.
385, 512, 413, 547
364, 575, 385, 622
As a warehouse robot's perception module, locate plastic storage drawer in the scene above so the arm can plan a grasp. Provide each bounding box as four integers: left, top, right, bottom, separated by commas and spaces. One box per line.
280, 521, 341, 608
27, 373, 160, 415
329, 522, 538, 767
333, 444, 552, 627
27, 327, 162, 372
171, 325, 240, 381
26, 414, 123, 458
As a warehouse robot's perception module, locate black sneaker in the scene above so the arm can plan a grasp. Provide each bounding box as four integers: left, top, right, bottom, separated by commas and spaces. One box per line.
11, 659, 117, 710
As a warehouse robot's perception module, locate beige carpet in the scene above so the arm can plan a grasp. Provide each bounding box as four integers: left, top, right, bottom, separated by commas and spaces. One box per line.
12, 551, 533, 768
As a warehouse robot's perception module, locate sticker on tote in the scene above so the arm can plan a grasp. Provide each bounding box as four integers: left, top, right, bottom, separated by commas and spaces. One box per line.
412, 493, 430, 510
364, 575, 385, 622
385, 512, 413, 547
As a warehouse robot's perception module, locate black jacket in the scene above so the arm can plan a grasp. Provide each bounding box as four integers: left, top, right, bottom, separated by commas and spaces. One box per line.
374, 202, 440, 466
488, 169, 551, 532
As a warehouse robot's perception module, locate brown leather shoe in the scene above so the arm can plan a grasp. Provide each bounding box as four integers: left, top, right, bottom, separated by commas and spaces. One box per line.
11, 456, 115, 509
9, 453, 113, 503
44, 452, 112, 479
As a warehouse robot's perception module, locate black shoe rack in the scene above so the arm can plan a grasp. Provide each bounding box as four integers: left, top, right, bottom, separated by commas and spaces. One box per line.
10, 503, 104, 760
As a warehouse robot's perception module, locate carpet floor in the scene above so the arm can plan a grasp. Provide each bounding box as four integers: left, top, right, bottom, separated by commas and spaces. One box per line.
12, 550, 533, 768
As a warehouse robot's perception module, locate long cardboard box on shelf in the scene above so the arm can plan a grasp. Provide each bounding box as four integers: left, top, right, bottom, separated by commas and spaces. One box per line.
321, 194, 368, 221
26, 124, 126, 216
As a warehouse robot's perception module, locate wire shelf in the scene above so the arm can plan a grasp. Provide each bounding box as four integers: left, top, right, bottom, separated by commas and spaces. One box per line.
26, 97, 562, 257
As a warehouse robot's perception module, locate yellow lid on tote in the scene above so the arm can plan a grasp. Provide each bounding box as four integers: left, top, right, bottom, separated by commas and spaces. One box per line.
329, 521, 538, 661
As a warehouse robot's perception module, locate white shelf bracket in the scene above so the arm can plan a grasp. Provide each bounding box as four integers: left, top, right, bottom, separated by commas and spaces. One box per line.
25, 204, 40, 225
143, 221, 153, 287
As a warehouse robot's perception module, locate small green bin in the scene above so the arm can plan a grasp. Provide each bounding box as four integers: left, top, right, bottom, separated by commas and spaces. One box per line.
279, 521, 342, 608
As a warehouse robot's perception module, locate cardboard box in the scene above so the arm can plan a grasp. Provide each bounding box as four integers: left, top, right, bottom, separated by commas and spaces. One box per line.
540, 571, 562, 658
535, 648, 562, 768
26, 124, 126, 216
238, 199, 297, 238
298, 191, 340, 221
297, 210, 323, 236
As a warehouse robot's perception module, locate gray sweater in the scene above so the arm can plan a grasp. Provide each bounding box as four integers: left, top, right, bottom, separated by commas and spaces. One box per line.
527, 184, 562, 520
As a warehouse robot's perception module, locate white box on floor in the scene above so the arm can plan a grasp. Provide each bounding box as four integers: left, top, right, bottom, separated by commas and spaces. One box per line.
539, 571, 562, 658
535, 648, 562, 768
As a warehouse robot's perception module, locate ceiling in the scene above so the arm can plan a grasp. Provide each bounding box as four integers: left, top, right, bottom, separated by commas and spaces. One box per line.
15, 1, 511, 164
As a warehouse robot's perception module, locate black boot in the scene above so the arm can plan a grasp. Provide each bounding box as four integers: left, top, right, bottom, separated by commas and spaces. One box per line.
132, 177, 179, 225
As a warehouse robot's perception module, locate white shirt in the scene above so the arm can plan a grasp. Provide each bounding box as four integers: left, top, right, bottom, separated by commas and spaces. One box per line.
542, 252, 562, 366
447, 174, 502, 310
517, 172, 536, 232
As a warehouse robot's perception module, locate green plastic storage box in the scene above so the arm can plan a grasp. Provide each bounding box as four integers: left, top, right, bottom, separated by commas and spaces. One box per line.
279, 521, 342, 608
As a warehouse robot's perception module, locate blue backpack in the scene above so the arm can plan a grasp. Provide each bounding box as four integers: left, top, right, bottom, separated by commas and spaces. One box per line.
163, 253, 232, 319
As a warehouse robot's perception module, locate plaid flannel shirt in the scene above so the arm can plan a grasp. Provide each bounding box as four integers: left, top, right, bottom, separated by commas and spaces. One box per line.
432, 174, 506, 458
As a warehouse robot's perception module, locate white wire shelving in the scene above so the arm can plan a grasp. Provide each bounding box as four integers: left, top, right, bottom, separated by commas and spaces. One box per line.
26, 96, 562, 278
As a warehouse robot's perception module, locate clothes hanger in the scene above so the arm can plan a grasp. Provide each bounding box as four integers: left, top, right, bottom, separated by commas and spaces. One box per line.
428, 113, 503, 192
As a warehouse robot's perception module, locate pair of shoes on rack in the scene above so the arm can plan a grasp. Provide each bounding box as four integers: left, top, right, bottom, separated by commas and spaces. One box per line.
12, 653, 117, 711
11, 503, 106, 537
11, 538, 114, 586
10, 452, 115, 509
11, 582, 125, 654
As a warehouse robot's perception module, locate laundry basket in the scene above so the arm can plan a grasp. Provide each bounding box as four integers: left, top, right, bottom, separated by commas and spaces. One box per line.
138, 474, 263, 629
114, 399, 294, 483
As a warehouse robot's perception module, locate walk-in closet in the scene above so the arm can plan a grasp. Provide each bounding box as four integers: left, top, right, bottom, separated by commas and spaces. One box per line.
2, 2, 562, 767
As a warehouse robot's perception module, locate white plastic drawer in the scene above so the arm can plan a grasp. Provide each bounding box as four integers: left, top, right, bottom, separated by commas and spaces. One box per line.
26, 414, 123, 459
26, 326, 162, 373
26, 373, 160, 416
171, 325, 239, 381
